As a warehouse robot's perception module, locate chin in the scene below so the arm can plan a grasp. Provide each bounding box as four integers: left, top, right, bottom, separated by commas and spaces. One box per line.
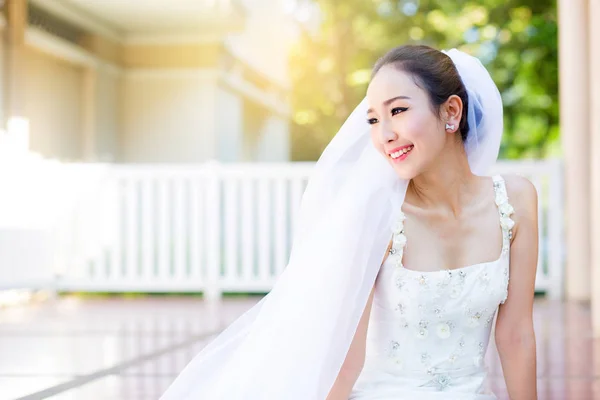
384, 149, 421, 181
391, 164, 418, 180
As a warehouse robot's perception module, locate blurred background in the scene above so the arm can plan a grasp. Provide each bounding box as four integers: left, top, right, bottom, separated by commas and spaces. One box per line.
0, 0, 598, 399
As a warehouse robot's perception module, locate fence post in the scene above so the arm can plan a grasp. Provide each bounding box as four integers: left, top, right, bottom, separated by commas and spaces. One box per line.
205, 160, 222, 302
548, 159, 565, 300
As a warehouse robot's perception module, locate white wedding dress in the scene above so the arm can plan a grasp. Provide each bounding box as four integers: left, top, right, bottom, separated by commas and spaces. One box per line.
349, 175, 513, 400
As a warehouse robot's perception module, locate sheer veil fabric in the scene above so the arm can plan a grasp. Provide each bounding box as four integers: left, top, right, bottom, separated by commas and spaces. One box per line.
159, 48, 503, 400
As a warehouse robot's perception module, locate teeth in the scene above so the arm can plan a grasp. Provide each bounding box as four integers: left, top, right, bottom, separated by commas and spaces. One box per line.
390, 146, 413, 159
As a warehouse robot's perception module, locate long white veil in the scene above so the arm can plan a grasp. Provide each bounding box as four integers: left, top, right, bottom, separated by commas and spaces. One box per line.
159, 48, 503, 400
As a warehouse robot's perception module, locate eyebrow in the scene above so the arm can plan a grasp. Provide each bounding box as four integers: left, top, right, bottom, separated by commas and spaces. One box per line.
366, 95, 411, 114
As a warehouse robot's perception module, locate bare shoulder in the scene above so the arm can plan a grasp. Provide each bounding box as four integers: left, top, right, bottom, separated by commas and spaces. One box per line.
500, 174, 538, 231
501, 174, 538, 209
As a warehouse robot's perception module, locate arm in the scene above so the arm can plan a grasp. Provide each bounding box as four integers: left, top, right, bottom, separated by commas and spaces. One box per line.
326, 286, 376, 400
495, 175, 538, 399
326, 240, 391, 400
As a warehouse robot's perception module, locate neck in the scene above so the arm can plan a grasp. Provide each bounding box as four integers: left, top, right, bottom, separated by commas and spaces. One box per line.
407, 139, 479, 217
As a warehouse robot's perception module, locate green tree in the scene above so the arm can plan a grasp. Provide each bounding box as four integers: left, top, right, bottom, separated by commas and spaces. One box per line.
289, 0, 558, 161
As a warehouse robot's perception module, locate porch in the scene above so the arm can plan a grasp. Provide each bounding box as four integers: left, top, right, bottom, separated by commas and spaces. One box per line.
0, 296, 596, 400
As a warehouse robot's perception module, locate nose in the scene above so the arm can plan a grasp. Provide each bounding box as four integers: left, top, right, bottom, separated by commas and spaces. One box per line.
378, 120, 398, 144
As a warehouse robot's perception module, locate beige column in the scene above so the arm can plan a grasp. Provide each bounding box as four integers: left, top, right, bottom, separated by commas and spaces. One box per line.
4, 0, 27, 122
558, 0, 591, 301
589, 0, 600, 336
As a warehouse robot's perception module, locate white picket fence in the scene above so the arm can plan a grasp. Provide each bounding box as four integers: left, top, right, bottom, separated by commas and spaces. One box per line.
6, 159, 565, 300
51, 162, 313, 300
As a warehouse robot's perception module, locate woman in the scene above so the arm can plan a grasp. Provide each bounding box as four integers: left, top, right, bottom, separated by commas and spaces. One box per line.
160, 45, 538, 400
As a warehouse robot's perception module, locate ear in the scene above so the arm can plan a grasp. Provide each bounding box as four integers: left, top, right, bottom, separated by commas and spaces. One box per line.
442, 95, 463, 132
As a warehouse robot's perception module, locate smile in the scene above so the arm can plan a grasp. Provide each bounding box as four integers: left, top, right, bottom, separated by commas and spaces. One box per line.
388, 145, 414, 162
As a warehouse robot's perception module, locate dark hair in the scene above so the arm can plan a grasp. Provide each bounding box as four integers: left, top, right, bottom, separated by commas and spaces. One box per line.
372, 45, 470, 142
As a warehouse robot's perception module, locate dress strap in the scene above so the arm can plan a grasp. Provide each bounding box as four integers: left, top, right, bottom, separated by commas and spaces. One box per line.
492, 175, 515, 254
389, 211, 407, 269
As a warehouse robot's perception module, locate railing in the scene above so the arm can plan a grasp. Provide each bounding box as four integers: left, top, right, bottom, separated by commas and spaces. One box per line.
3, 159, 565, 300
52, 162, 313, 300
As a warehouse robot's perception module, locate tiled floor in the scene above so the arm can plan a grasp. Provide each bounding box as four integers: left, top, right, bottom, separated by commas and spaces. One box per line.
0, 296, 597, 399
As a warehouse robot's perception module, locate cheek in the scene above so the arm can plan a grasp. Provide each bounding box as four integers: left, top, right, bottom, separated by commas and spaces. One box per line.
369, 129, 385, 154
392, 112, 432, 143
405, 111, 443, 145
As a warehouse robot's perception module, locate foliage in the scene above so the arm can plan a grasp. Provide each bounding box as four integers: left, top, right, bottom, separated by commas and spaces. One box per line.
288, 0, 558, 161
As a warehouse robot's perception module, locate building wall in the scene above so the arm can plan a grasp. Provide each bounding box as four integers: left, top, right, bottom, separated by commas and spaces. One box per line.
12, 45, 119, 162
23, 46, 83, 160
120, 73, 217, 163
6, 1, 291, 164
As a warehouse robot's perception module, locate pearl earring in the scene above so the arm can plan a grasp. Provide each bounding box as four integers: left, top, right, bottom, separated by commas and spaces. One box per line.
445, 123, 455, 131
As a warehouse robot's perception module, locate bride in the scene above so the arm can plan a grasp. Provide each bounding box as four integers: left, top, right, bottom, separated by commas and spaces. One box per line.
160, 45, 538, 399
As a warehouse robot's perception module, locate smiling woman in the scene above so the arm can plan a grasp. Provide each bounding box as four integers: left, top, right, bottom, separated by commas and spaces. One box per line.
339, 45, 538, 400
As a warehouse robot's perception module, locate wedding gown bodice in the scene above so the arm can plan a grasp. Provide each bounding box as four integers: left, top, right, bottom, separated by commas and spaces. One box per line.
350, 175, 514, 400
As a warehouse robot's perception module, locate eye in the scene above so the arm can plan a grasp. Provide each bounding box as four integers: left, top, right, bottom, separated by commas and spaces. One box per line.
367, 117, 378, 125
391, 107, 409, 116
